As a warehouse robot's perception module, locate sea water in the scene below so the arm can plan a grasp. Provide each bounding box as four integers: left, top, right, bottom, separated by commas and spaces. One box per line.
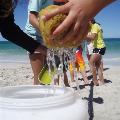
0, 41, 28, 63
0, 38, 120, 65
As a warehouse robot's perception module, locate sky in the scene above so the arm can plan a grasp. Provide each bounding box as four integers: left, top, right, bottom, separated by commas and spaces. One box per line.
0, 0, 120, 41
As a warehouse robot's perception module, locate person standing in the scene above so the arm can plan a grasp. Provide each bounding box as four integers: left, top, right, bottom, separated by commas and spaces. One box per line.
69, 46, 89, 86
25, 0, 53, 85
86, 19, 106, 86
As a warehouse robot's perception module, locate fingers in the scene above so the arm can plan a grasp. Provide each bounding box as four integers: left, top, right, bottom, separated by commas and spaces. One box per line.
36, 45, 47, 56
42, 3, 70, 21
52, 7, 89, 41
59, 24, 75, 44
59, 22, 89, 47
40, 0, 90, 48
42, 2, 76, 36
73, 10, 89, 34
53, 11, 76, 36
75, 23, 89, 43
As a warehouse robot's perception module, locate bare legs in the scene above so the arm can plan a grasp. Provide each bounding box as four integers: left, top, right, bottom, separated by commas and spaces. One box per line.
29, 53, 46, 85
80, 69, 89, 84
90, 53, 104, 85
97, 61, 105, 85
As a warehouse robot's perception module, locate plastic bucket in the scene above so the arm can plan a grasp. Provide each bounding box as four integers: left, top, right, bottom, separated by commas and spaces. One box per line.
0, 85, 88, 120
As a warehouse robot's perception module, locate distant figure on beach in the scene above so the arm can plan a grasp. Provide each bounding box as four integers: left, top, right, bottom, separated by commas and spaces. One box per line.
25, 0, 53, 85
69, 46, 89, 86
75, 46, 89, 84
0, 0, 46, 56
86, 19, 106, 86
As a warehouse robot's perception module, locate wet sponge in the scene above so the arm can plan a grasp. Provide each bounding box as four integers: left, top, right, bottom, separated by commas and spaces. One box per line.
39, 5, 81, 48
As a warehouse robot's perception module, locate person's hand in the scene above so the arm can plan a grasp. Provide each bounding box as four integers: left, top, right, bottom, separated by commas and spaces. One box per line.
34, 44, 47, 57
43, 0, 115, 43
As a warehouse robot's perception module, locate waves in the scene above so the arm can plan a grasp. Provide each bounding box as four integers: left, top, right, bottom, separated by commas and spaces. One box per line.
0, 38, 120, 64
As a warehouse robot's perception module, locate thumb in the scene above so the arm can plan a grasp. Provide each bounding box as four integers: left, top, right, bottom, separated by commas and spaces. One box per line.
42, 3, 70, 21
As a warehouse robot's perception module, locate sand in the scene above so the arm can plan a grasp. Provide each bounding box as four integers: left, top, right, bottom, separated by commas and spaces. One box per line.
0, 62, 120, 120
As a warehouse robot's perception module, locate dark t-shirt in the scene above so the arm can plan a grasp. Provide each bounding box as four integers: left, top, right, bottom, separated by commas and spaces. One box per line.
0, 1, 40, 54
0, 12, 39, 54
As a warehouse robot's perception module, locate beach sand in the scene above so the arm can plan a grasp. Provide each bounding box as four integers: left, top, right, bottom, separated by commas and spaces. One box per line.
0, 62, 120, 120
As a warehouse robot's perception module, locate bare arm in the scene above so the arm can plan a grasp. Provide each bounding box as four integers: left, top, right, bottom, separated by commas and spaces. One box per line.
43, 0, 116, 43
86, 32, 96, 42
29, 11, 39, 31
0, 12, 47, 55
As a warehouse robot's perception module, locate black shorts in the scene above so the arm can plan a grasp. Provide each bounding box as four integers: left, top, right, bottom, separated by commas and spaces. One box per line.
93, 47, 106, 55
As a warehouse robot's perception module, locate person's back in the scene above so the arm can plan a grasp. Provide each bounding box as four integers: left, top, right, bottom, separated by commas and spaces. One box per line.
91, 23, 105, 49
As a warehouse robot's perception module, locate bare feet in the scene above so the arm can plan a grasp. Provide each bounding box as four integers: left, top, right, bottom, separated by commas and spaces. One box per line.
93, 80, 99, 86
84, 80, 90, 85
70, 81, 77, 88
98, 79, 105, 86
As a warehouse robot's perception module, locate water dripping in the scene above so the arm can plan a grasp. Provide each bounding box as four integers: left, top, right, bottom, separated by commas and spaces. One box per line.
46, 48, 80, 94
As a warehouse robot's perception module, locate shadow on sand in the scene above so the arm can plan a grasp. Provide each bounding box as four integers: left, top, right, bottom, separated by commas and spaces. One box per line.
82, 84, 104, 120
78, 67, 112, 119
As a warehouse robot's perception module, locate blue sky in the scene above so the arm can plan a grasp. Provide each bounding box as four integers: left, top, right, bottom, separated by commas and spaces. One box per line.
95, 1, 120, 38
0, 1, 120, 41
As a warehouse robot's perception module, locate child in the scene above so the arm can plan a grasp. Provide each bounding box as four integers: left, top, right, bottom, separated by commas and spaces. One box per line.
86, 19, 106, 86
69, 46, 89, 86
25, 0, 53, 85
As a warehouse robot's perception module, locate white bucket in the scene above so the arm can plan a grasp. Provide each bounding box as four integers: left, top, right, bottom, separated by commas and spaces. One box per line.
0, 85, 88, 120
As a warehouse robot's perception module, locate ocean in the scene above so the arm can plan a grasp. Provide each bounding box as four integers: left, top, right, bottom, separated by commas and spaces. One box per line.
0, 40, 29, 63
0, 38, 120, 65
